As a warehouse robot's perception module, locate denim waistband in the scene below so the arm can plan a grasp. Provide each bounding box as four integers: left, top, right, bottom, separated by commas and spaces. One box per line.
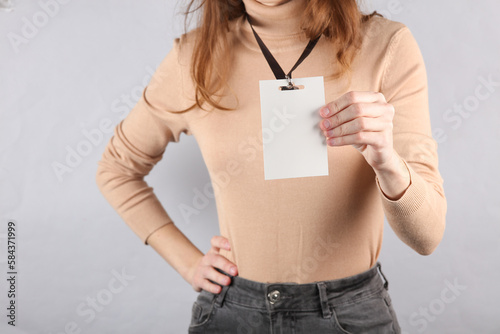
213, 261, 389, 318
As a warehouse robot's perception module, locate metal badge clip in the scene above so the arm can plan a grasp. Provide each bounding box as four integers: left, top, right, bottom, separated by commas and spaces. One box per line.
280, 75, 298, 91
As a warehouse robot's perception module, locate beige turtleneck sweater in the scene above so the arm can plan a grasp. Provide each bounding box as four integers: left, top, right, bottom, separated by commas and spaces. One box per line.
96, 0, 447, 283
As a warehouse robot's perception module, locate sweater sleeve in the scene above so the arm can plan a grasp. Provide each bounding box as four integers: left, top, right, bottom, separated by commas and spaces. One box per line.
95, 37, 193, 245
376, 26, 447, 254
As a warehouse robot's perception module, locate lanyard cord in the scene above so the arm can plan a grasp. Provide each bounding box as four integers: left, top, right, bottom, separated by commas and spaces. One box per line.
246, 12, 321, 83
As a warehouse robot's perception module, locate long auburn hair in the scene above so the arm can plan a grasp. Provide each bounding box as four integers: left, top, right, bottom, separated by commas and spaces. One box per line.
174, 0, 380, 113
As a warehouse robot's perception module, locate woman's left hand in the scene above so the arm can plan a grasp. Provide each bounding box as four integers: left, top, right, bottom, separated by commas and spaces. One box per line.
319, 91, 397, 172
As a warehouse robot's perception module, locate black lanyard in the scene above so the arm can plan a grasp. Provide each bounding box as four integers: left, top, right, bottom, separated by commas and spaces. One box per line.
246, 12, 320, 89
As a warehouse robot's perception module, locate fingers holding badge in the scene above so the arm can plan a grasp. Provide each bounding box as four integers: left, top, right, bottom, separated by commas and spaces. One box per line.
319, 91, 397, 171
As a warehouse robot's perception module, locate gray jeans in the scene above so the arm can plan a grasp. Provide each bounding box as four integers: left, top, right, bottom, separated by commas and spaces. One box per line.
188, 261, 401, 333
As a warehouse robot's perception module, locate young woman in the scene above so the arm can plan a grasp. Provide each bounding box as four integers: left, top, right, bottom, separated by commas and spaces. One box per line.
96, 0, 447, 332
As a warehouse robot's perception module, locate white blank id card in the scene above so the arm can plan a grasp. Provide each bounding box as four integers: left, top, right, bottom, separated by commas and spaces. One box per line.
259, 76, 329, 180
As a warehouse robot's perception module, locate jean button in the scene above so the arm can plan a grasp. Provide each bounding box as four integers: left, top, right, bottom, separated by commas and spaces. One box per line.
268, 290, 281, 304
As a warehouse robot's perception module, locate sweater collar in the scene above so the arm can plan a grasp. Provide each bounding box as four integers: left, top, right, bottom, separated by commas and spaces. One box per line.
237, 0, 310, 52
241, 0, 308, 36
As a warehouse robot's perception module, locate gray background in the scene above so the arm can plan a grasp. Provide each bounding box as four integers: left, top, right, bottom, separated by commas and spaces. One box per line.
0, 0, 499, 333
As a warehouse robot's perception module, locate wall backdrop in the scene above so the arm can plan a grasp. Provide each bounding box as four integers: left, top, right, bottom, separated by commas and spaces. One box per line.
1, 0, 499, 333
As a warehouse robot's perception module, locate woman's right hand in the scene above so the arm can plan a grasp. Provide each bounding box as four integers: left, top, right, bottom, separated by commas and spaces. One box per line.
189, 235, 238, 294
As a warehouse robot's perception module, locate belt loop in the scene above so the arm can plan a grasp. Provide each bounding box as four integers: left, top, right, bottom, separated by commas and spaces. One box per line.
214, 283, 230, 308
316, 282, 332, 318
213, 267, 232, 307
376, 262, 389, 290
